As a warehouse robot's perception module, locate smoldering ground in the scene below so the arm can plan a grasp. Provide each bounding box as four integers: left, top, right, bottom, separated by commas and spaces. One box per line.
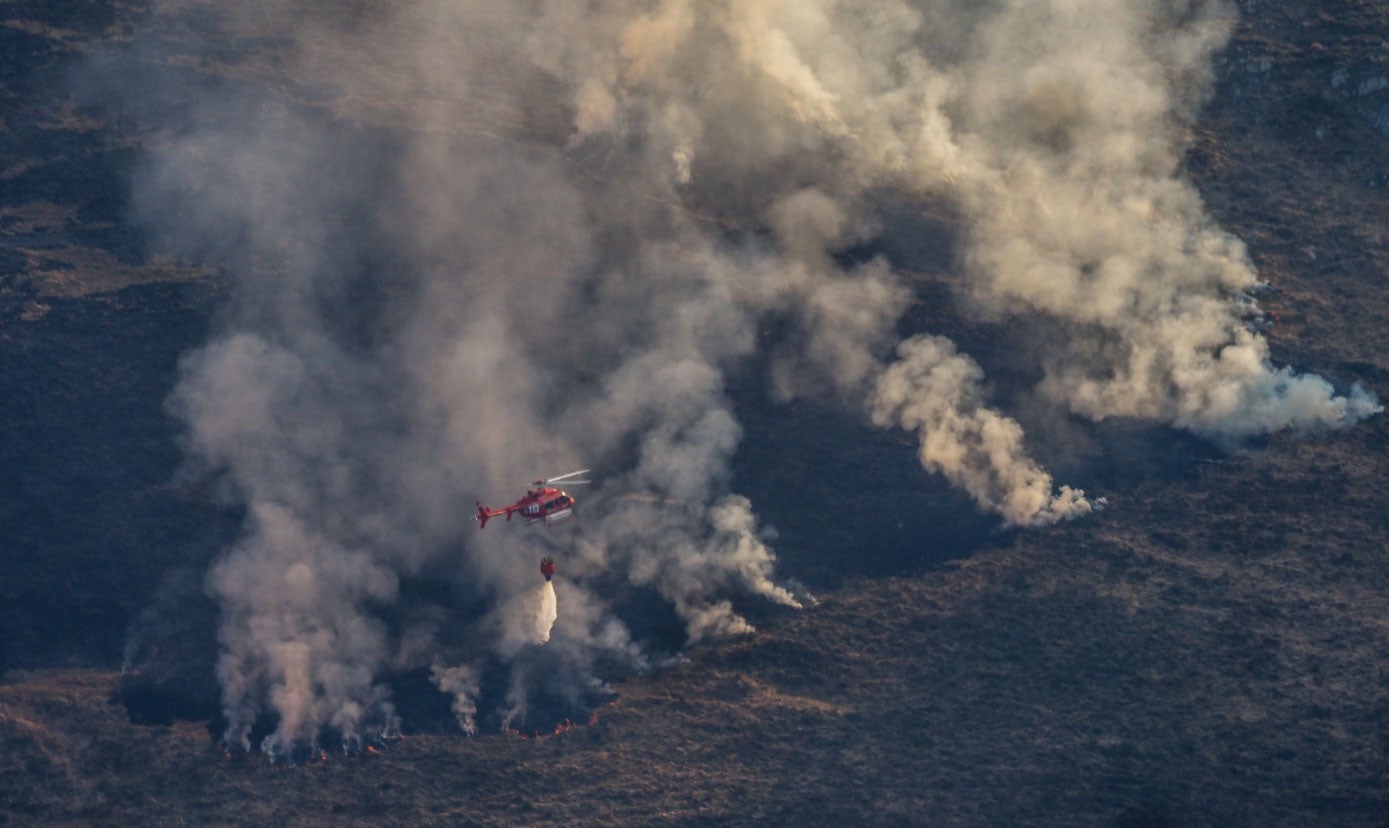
101, 0, 1378, 755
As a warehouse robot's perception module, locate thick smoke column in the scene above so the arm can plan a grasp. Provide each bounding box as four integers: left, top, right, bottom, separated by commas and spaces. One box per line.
111, 0, 1378, 754
945, 1, 1383, 440
873, 336, 1092, 526
429, 662, 480, 736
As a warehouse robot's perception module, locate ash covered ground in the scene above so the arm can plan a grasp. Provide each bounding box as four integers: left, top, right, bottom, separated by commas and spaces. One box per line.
3, 1, 1389, 825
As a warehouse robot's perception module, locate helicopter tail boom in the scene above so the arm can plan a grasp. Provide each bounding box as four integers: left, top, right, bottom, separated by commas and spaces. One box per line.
475, 502, 514, 529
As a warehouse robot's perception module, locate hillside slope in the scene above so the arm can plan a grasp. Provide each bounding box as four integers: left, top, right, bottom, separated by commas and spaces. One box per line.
2, 2, 1388, 826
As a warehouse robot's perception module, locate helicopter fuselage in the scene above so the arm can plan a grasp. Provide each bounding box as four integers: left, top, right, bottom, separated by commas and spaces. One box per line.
476, 486, 576, 528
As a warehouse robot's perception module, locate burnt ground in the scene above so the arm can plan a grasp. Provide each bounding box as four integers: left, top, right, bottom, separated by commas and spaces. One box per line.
3, 1, 1389, 826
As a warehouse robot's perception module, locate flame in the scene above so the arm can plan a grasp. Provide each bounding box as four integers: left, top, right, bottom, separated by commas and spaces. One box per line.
502, 713, 599, 740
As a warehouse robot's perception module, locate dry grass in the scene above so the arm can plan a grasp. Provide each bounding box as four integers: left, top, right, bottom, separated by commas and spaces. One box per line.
3, 2, 1389, 826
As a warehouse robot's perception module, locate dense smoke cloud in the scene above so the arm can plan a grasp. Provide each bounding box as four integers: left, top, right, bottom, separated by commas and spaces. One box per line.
116, 0, 1377, 754
872, 335, 1093, 526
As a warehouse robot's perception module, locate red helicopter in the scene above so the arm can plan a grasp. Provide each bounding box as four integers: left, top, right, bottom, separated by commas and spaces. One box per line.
475, 469, 590, 529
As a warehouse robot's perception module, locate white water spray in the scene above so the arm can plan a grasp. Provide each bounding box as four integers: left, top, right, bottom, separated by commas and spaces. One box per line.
535, 581, 558, 645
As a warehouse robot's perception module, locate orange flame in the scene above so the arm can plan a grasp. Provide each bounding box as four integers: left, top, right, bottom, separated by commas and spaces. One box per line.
502, 713, 600, 740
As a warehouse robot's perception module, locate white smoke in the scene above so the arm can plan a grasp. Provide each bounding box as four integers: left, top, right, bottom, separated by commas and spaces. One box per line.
108, 0, 1378, 754
873, 335, 1094, 526
429, 662, 480, 736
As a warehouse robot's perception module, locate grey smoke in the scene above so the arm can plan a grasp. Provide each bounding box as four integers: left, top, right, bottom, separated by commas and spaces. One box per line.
429, 661, 480, 736
110, 0, 1378, 753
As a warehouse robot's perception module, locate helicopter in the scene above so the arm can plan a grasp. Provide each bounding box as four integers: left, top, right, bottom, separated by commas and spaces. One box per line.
474, 469, 591, 529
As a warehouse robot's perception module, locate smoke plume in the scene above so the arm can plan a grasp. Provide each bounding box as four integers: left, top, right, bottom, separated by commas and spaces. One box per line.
872, 335, 1094, 526
103, 0, 1378, 753
429, 661, 480, 736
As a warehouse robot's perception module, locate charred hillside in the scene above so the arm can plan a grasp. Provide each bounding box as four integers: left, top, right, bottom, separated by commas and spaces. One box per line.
3, 1, 1389, 826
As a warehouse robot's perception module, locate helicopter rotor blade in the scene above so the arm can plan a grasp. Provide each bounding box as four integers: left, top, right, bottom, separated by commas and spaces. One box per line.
542, 469, 592, 484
